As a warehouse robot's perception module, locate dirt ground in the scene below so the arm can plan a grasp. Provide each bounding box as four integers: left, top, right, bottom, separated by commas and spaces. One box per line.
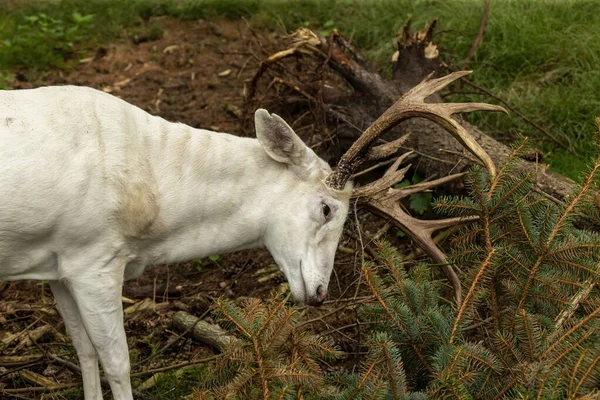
0, 17, 373, 398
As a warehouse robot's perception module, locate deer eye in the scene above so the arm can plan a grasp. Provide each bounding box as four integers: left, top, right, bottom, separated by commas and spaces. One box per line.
322, 203, 331, 219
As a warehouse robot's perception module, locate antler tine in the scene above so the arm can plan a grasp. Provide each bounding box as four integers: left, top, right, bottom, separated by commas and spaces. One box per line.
390, 172, 468, 201
364, 171, 478, 306
403, 70, 470, 103
351, 151, 414, 198
365, 194, 472, 305
443, 102, 507, 115
366, 133, 411, 162
434, 113, 499, 177
324, 70, 507, 191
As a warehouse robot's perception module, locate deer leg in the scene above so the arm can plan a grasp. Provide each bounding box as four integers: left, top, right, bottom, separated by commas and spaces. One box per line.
66, 266, 133, 400
50, 281, 103, 400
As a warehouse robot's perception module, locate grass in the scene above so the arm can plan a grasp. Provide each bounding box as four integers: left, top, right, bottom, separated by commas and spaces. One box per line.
1, 0, 597, 179
139, 365, 210, 399
255, 0, 600, 180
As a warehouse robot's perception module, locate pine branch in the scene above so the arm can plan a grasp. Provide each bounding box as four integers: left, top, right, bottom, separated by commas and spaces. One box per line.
546, 158, 600, 246
542, 306, 600, 359
215, 299, 252, 338
450, 248, 496, 343
571, 353, 600, 397
489, 172, 534, 214
252, 334, 270, 399
547, 329, 594, 371
568, 349, 589, 396
487, 139, 530, 197
362, 264, 434, 374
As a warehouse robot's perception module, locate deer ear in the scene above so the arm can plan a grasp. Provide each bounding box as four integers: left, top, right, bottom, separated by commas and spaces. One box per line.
254, 109, 308, 166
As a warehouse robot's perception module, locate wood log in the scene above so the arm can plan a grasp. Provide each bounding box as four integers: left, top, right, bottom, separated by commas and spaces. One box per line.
330, 24, 576, 201
171, 311, 238, 351
249, 23, 577, 202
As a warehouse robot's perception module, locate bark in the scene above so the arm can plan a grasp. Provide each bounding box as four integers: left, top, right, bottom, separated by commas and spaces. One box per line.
172, 311, 238, 351
250, 23, 577, 202
400, 117, 576, 201
329, 23, 576, 201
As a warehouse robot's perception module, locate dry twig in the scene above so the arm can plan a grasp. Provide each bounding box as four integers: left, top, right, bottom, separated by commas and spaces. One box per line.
465, 0, 491, 65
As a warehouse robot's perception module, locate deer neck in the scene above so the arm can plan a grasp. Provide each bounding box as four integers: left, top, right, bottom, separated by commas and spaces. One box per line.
136, 120, 286, 265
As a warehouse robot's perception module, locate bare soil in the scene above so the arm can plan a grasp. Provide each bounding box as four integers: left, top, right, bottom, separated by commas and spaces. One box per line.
0, 17, 370, 398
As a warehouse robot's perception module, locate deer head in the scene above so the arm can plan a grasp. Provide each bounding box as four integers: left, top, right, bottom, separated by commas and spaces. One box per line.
323, 71, 506, 304
254, 71, 505, 307
254, 109, 351, 306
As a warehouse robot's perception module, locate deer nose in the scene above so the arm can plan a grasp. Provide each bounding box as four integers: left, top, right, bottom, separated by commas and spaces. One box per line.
316, 285, 327, 301
307, 285, 327, 306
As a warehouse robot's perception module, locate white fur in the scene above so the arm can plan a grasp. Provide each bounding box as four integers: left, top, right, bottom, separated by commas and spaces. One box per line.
0, 86, 350, 400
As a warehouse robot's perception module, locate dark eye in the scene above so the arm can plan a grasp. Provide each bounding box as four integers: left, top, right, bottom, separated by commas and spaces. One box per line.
322, 203, 331, 219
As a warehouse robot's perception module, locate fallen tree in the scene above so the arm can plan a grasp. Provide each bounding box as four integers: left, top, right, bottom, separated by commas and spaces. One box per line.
244, 20, 577, 203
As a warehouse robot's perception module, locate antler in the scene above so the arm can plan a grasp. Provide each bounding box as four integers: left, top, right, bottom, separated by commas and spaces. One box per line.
324, 70, 507, 190
336, 70, 507, 305
354, 156, 477, 305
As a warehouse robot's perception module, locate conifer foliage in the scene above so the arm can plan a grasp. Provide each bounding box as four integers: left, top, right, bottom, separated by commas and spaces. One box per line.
431, 138, 600, 398
193, 137, 600, 399
193, 296, 343, 399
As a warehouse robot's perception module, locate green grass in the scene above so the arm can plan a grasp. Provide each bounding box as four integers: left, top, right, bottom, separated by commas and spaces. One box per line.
0, 0, 597, 172
138, 365, 210, 399
253, 0, 600, 180
0, 11, 95, 71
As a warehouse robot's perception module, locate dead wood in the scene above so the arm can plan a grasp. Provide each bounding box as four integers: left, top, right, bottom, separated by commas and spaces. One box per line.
123, 298, 169, 319
0, 301, 57, 316
246, 22, 577, 203
172, 311, 238, 351
0, 355, 41, 365
244, 21, 585, 304
19, 370, 57, 387
2, 325, 52, 350
465, 0, 491, 65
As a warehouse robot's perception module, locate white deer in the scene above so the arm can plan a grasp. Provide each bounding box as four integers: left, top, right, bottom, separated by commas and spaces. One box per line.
0, 86, 351, 399
0, 70, 501, 399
